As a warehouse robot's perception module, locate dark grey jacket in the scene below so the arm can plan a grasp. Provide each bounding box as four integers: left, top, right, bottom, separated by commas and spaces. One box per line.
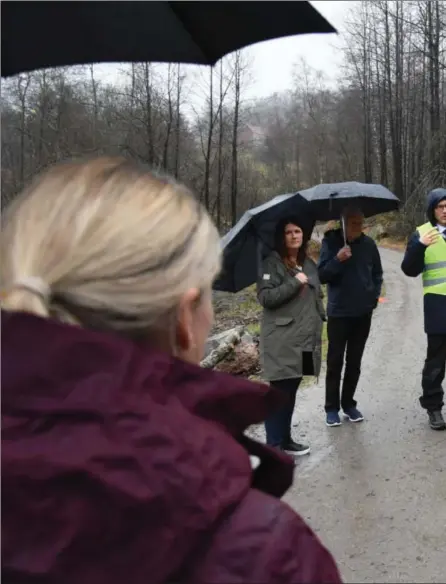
257, 252, 325, 382
318, 229, 383, 318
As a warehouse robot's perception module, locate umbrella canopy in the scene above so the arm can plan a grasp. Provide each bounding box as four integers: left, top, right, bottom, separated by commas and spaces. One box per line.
1, 1, 336, 77
298, 182, 400, 221
214, 193, 314, 293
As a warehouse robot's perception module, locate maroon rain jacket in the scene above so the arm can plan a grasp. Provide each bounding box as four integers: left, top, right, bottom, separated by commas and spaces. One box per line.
2, 312, 342, 584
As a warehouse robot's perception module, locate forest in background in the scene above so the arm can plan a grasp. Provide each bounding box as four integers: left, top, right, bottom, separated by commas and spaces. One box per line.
2, 1, 445, 235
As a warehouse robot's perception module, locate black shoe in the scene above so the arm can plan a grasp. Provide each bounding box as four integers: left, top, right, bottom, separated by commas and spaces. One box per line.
282, 440, 310, 456
428, 410, 446, 431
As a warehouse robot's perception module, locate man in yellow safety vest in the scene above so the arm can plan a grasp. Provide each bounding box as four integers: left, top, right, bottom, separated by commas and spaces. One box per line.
401, 188, 446, 430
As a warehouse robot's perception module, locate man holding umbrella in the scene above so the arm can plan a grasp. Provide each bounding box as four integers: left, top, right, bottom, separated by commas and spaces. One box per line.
318, 207, 383, 427
401, 188, 446, 431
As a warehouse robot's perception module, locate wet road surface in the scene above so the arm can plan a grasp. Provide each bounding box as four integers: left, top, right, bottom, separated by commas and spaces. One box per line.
252, 248, 446, 583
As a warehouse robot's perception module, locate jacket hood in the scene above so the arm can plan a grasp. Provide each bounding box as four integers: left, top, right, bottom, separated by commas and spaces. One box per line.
2, 311, 294, 584
427, 188, 446, 224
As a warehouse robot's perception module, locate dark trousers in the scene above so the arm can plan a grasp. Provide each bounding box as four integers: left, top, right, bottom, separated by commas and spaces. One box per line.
325, 314, 372, 412
420, 334, 446, 412
265, 377, 302, 447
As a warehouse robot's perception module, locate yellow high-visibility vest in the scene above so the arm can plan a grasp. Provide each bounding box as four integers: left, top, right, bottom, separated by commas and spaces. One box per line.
417, 222, 446, 295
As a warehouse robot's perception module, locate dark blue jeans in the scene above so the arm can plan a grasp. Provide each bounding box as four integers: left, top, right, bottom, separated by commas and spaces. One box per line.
265, 377, 302, 447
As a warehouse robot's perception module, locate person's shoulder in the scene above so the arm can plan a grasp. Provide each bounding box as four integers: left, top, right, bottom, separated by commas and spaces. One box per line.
305, 256, 318, 270
271, 499, 342, 583
362, 233, 379, 248
251, 492, 342, 583
263, 251, 283, 267
200, 488, 341, 584
260, 252, 283, 281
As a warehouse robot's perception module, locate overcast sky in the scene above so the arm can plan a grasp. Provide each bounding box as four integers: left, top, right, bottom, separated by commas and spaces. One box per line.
243, 0, 352, 97
93, 1, 353, 101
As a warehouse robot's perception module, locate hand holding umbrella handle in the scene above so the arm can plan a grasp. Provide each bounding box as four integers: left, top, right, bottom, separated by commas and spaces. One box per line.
336, 246, 352, 262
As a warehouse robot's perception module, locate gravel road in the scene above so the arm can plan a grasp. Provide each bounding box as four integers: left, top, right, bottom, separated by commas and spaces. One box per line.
251, 248, 446, 583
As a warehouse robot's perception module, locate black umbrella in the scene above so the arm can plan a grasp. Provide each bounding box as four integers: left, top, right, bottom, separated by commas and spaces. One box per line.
1, 1, 336, 77
214, 193, 314, 293
298, 182, 400, 221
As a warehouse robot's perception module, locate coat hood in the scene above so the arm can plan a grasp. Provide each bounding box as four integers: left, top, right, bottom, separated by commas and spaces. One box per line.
2, 311, 294, 584
427, 187, 446, 224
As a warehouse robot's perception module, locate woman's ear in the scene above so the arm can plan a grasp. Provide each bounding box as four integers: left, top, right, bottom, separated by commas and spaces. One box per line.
175, 287, 201, 355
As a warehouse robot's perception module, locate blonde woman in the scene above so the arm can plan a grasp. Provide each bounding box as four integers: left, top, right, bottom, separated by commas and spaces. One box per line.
1, 158, 341, 584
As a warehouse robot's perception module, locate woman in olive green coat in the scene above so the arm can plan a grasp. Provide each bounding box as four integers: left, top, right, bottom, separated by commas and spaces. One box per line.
257, 217, 325, 457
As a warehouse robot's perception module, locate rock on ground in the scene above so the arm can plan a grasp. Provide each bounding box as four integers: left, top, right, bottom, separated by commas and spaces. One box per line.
215, 341, 261, 377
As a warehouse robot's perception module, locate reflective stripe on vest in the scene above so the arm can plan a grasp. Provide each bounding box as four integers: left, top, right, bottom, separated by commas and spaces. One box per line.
417, 222, 446, 295
424, 260, 446, 271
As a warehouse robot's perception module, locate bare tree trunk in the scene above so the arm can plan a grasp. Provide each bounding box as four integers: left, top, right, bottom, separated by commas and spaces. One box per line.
361, 5, 373, 182
90, 65, 99, 152
373, 24, 388, 185
55, 74, 66, 160
36, 70, 48, 167
384, 1, 404, 201
144, 63, 155, 166
231, 52, 241, 226
216, 60, 224, 231
204, 68, 214, 211
427, 1, 441, 170
162, 64, 173, 171
174, 64, 181, 179
295, 131, 301, 186
417, 33, 428, 180
18, 74, 32, 187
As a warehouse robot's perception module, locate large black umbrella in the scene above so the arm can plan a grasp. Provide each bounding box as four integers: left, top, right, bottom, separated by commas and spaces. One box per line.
214, 193, 314, 293
1, 1, 336, 77
298, 182, 400, 221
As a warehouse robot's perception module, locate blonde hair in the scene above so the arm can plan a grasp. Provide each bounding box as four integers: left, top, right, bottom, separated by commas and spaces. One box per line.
1, 157, 221, 340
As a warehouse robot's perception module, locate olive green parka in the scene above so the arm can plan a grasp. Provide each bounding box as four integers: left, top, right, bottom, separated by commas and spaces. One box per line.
257, 251, 325, 381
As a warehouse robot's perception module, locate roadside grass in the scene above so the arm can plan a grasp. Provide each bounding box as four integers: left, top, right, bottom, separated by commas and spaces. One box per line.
229, 287, 262, 335
246, 322, 261, 335
212, 284, 261, 336
235, 286, 262, 331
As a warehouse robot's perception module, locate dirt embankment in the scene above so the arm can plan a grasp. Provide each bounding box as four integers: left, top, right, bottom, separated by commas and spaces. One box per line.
211, 287, 263, 378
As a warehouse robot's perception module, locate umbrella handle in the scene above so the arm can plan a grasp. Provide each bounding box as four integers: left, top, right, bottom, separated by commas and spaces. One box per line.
341, 216, 346, 246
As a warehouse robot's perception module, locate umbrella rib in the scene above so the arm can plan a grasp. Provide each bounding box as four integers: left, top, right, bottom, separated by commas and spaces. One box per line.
168, 3, 215, 64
